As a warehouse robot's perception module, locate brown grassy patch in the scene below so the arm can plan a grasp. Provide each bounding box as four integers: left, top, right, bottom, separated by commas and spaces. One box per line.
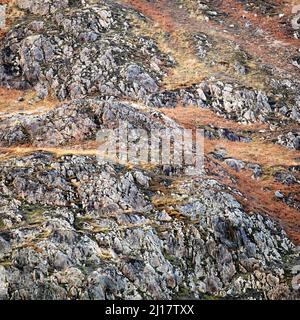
161, 106, 268, 131
222, 165, 300, 245
0, 0, 24, 36
162, 105, 300, 243
161, 106, 300, 168
125, 0, 272, 91
0, 87, 60, 117
217, 0, 300, 74
123, 0, 229, 89
122, 0, 177, 32
205, 139, 300, 168
220, 0, 300, 47
0, 142, 99, 161
130, 17, 208, 90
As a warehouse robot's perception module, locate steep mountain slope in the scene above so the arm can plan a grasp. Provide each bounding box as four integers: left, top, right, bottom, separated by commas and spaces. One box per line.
0, 0, 299, 300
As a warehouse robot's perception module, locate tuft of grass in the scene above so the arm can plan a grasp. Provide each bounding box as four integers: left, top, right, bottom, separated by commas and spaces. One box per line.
176, 285, 192, 299
21, 204, 47, 225
0, 259, 13, 267
202, 294, 220, 300
0, 218, 5, 230
98, 249, 113, 261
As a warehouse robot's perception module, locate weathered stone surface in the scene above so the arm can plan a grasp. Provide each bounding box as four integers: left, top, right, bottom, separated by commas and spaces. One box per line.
0, 0, 172, 100
0, 99, 180, 147
0, 153, 298, 300
278, 132, 300, 150
0, 0, 299, 301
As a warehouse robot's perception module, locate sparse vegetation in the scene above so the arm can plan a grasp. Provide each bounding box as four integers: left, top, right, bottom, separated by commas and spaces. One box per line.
0, 87, 59, 116
0, 0, 299, 301
21, 203, 47, 225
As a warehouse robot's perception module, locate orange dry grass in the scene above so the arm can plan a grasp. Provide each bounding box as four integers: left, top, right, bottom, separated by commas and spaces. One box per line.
0, 87, 59, 116
205, 139, 300, 168
123, 0, 227, 89
121, 0, 177, 32
221, 0, 300, 47
130, 17, 207, 90
124, 0, 272, 91
162, 106, 300, 168
0, 143, 99, 161
0, 0, 23, 35
161, 107, 268, 131
217, 0, 300, 76
224, 166, 300, 245
183, 0, 299, 78
161, 36, 208, 89
163, 105, 300, 244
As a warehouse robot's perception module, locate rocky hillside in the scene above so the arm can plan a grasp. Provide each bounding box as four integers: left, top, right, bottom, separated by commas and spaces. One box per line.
0, 0, 299, 300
